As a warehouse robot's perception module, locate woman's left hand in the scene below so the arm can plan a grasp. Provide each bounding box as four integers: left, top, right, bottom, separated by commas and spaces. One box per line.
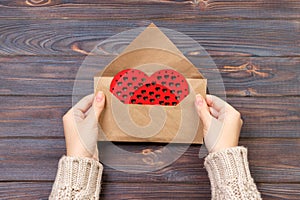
62, 91, 105, 161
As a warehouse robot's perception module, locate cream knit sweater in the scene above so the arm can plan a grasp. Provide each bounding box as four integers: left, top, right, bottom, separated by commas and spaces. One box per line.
49, 146, 261, 199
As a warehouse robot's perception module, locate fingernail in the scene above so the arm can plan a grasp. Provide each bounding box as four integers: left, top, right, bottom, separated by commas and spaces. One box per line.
96, 91, 103, 102
195, 94, 203, 106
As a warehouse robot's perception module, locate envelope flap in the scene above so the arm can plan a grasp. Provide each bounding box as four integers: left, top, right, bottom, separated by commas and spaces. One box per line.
123, 23, 182, 56
100, 48, 204, 79
96, 23, 205, 79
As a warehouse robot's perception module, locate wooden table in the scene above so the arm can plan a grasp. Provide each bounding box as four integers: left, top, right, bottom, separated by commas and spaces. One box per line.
1, 1, 299, 199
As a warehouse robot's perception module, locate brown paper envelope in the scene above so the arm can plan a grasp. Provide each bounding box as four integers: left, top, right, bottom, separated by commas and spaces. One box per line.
94, 23, 206, 144
95, 76, 206, 144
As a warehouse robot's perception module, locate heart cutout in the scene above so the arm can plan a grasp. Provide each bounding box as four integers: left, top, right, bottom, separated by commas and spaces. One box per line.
110, 69, 189, 106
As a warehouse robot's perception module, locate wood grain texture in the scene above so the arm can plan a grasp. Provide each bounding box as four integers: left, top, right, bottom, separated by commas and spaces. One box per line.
0, 182, 300, 200
1, 96, 299, 138
100, 182, 300, 200
0, 20, 299, 57
100, 182, 211, 200
259, 183, 300, 200
0, 0, 299, 199
0, 0, 299, 20
1, 56, 299, 96
1, 138, 299, 183
0, 182, 53, 200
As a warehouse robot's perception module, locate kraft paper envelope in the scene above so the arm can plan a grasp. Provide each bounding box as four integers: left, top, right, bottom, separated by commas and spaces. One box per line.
94, 23, 207, 144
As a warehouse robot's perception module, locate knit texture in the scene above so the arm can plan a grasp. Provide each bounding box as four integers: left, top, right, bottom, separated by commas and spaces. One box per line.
204, 146, 261, 200
49, 156, 103, 200
50, 147, 260, 199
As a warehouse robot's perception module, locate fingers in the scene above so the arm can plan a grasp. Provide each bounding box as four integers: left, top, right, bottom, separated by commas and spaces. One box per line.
209, 107, 219, 118
206, 94, 227, 112
195, 94, 211, 129
74, 94, 94, 113
93, 91, 105, 119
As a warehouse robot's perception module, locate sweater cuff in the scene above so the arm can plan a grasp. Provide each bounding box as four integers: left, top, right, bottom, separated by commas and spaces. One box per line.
50, 156, 103, 200
204, 146, 261, 199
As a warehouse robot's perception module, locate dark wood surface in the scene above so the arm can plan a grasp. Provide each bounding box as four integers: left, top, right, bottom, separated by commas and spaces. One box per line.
0, 1, 299, 199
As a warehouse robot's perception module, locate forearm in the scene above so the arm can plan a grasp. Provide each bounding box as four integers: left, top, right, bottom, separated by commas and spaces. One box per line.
204, 146, 261, 200
49, 156, 103, 200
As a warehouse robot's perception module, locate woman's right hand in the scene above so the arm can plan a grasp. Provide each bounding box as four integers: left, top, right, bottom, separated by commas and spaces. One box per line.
195, 94, 243, 153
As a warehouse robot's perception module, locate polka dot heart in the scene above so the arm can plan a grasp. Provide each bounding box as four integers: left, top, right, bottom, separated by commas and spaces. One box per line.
110, 69, 189, 106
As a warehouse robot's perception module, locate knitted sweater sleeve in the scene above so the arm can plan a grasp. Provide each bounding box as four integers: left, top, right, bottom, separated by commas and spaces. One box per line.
204, 146, 261, 200
49, 156, 103, 200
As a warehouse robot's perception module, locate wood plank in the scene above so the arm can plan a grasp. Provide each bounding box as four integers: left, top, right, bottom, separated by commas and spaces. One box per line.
0, 1, 299, 20
0, 182, 53, 200
1, 56, 299, 96
0, 182, 299, 199
100, 182, 211, 199
213, 57, 300, 97
0, 20, 299, 57
100, 182, 300, 200
1, 138, 299, 183
0, 96, 69, 138
1, 96, 298, 138
259, 183, 300, 200
0, 56, 88, 96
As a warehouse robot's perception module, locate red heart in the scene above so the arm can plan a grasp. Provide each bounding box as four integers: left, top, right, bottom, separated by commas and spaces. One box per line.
110, 69, 189, 106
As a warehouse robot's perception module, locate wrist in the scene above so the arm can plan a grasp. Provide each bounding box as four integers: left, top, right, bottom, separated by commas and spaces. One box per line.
210, 143, 238, 153
66, 148, 99, 161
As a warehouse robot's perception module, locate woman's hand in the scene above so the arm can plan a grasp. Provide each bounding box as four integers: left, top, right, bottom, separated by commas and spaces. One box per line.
62, 91, 105, 160
195, 94, 243, 153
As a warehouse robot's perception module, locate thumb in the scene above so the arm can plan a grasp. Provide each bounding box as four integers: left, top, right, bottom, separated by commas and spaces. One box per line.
195, 94, 211, 131
93, 91, 105, 119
